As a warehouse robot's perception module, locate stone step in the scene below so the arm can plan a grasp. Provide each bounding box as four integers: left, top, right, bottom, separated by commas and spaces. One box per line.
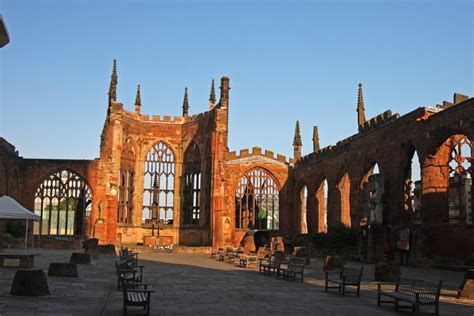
173, 246, 212, 254
122, 244, 212, 254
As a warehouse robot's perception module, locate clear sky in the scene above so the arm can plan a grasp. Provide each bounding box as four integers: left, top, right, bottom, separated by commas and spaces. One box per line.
0, 0, 473, 163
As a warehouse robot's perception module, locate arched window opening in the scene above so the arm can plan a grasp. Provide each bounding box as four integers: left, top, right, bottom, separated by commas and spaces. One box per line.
447, 135, 472, 224
182, 142, 201, 225
118, 139, 136, 224
143, 142, 175, 225
337, 172, 351, 227
34, 169, 92, 236
315, 178, 328, 232
300, 186, 308, 234
235, 168, 279, 230
360, 163, 384, 224
404, 150, 421, 215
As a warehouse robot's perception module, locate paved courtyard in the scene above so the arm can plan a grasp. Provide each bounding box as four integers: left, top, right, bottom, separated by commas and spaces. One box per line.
0, 249, 473, 315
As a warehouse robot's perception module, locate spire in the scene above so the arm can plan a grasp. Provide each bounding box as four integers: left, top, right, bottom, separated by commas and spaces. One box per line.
209, 79, 216, 108
312, 126, 320, 152
182, 87, 189, 117
293, 120, 302, 160
135, 84, 141, 115
108, 59, 118, 103
357, 82, 366, 131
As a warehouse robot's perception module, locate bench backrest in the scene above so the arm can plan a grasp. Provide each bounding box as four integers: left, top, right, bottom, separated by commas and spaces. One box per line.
396, 276, 442, 301
256, 247, 271, 259
340, 266, 363, 282
115, 260, 130, 273
289, 256, 306, 271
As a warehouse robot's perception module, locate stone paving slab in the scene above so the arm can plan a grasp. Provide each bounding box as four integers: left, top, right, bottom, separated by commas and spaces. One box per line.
0, 249, 473, 315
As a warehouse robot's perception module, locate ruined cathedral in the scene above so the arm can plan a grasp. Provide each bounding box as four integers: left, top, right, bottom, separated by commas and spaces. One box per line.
0, 60, 472, 264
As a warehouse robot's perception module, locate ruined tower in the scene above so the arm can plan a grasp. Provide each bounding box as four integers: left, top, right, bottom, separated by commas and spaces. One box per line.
134, 84, 141, 115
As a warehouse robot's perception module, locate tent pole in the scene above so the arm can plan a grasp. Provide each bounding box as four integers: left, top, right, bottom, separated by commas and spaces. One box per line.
25, 218, 28, 254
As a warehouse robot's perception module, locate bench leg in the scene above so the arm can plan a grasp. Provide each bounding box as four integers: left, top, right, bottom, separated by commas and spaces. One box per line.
395, 299, 399, 311
325, 279, 328, 292
414, 300, 420, 316
342, 283, 345, 296
435, 300, 439, 316
357, 284, 360, 297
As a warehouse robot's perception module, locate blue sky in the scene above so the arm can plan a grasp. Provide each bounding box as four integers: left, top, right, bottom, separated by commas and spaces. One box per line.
0, 0, 472, 163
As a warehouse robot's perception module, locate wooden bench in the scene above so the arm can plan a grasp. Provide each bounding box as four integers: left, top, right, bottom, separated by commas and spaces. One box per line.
214, 248, 225, 261
226, 247, 244, 264
211, 248, 223, 259
121, 279, 154, 315
377, 276, 442, 315
325, 266, 364, 297
238, 251, 257, 268
259, 252, 287, 275
276, 256, 306, 282
120, 247, 139, 265
115, 260, 144, 291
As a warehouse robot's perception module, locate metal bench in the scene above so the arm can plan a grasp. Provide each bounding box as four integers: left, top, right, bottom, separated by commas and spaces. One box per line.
276, 256, 306, 282
377, 276, 442, 315
325, 265, 364, 296
115, 259, 144, 291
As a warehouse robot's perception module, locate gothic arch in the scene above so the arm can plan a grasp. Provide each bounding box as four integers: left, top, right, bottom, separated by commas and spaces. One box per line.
234, 167, 280, 230
423, 133, 472, 224
314, 176, 328, 232
118, 138, 137, 224
143, 141, 176, 224
296, 180, 308, 234
335, 171, 351, 227
401, 144, 422, 221
143, 139, 177, 160
33, 168, 93, 236
182, 141, 202, 225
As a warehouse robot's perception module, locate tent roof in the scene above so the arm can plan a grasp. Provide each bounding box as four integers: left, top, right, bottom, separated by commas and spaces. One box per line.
0, 196, 40, 221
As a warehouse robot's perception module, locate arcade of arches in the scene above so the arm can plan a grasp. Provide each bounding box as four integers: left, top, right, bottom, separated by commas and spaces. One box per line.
0, 69, 473, 263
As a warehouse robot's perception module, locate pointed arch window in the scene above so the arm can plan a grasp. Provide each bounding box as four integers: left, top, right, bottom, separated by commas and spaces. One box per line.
182, 142, 201, 225
235, 168, 279, 230
34, 169, 92, 236
447, 135, 472, 223
143, 142, 175, 224
118, 139, 136, 224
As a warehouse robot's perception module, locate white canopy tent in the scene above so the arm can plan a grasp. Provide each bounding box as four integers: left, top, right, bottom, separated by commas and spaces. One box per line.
0, 195, 40, 253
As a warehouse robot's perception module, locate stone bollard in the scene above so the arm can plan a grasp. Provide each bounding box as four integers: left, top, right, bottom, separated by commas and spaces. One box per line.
10, 269, 50, 296
70, 252, 91, 264
82, 238, 99, 257
374, 261, 400, 282
48, 262, 79, 277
